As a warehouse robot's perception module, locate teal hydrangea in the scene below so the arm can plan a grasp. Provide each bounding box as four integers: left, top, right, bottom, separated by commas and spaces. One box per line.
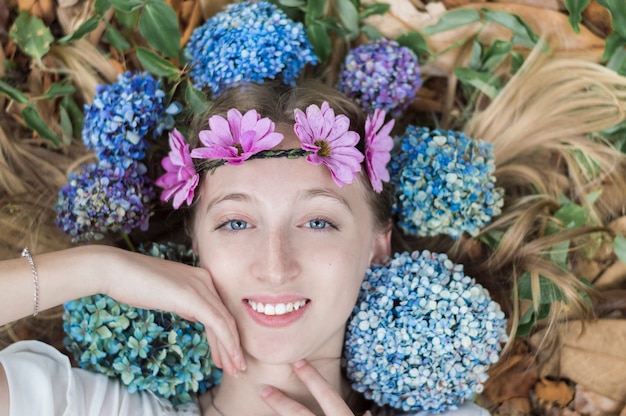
63, 242, 220, 406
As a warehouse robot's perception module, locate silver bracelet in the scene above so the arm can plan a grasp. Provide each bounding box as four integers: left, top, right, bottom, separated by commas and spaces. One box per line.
21, 246, 40, 316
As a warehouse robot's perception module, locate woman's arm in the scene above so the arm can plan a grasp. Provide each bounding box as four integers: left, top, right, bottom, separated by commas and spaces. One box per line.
0, 245, 245, 373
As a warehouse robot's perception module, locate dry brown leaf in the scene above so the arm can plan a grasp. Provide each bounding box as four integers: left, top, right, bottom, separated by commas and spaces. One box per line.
364, 1, 605, 76
535, 378, 574, 407
610, 216, 626, 237
583, 0, 612, 38
574, 383, 625, 415
493, 397, 533, 415
529, 320, 626, 403
440, 0, 486, 7
593, 261, 626, 290
482, 353, 539, 403
494, 0, 562, 10
198, 0, 232, 19
18, 0, 54, 25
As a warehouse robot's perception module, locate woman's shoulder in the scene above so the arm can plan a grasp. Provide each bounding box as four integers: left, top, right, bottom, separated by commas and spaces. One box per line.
0, 340, 200, 416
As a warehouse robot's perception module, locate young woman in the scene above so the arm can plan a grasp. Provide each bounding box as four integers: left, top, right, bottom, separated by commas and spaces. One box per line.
0, 82, 489, 415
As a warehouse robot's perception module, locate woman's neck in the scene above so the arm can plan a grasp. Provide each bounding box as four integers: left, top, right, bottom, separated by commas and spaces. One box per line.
199, 356, 350, 415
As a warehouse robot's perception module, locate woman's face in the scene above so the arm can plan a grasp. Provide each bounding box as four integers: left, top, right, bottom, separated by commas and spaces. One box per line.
193, 131, 390, 364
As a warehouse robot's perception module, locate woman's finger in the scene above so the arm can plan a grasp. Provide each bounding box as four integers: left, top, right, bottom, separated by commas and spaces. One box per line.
259, 386, 313, 416
291, 360, 353, 415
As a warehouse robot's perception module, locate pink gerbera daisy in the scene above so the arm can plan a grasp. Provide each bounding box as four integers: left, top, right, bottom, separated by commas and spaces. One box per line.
155, 129, 199, 209
190, 108, 284, 165
294, 102, 364, 187
364, 109, 395, 192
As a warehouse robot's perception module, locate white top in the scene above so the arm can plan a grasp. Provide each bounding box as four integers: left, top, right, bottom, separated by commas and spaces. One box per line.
0, 341, 489, 416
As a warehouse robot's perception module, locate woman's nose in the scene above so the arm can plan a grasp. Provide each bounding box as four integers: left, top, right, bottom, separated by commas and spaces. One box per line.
251, 229, 300, 285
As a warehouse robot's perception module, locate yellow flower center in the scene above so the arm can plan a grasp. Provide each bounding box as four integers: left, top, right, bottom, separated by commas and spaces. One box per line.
314, 140, 331, 157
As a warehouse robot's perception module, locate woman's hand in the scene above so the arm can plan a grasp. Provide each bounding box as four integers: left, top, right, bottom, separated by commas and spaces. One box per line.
98, 246, 246, 376
260, 360, 364, 415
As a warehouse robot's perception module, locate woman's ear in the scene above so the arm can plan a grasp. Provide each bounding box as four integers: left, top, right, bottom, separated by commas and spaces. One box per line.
371, 222, 392, 264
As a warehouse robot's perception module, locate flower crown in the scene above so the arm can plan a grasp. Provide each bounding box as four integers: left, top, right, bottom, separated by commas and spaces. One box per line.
155, 102, 394, 209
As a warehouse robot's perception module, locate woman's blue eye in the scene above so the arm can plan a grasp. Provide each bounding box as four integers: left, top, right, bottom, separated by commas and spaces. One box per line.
307, 219, 329, 229
227, 220, 248, 230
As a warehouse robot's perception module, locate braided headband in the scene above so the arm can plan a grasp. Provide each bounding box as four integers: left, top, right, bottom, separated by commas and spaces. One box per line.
155, 102, 394, 209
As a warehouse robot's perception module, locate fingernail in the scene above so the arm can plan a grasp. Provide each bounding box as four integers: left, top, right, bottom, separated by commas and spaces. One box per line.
292, 360, 306, 369
234, 351, 247, 371
259, 386, 273, 398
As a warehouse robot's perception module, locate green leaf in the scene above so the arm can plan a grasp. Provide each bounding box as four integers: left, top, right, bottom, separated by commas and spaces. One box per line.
517, 272, 565, 303
42, 82, 76, 100
306, 22, 331, 62
565, 0, 592, 33
360, 2, 390, 19
336, 0, 360, 39
603, 31, 626, 62
139, 0, 181, 59
59, 104, 73, 138
307, 0, 326, 19
468, 38, 483, 70
104, 25, 131, 52
0, 79, 29, 104
510, 50, 525, 74
481, 39, 512, 71
482, 9, 538, 48
454, 67, 500, 99
109, 0, 144, 13
277, 0, 306, 7
184, 81, 211, 116
548, 240, 571, 270
597, 0, 626, 39
136, 47, 180, 78
94, 0, 111, 15
58, 16, 101, 44
21, 105, 60, 146
360, 24, 383, 41
9, 11, 54, 62
554, 203, 588, 229
516, 303, 551, 337
61, 95, 84, 139
114, 8, 140, 29
614, 233, 626, 264
421, 8, 481, 35
396, 31, 430, 58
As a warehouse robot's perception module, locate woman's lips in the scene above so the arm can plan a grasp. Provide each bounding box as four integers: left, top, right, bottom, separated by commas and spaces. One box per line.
243, 298, 310, 328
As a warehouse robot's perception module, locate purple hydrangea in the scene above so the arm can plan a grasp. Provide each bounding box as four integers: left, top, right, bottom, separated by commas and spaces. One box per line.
185, 1, 318, 96
55, 161, 155, 242
337, 39, 422, 117
63, 242, 220, 406
389, 126, 504, 238
344, 250, 508, 413
82, 72, 175, 166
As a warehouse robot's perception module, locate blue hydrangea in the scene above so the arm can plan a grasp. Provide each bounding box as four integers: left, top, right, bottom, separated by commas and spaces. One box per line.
82, 72, 175, 166
55, 160, 155, 242
63, 242, 221, 407
389, 126, 504, 238
344, 250, 508, 413
336, 39, 422, 117
185, 1, 318, 96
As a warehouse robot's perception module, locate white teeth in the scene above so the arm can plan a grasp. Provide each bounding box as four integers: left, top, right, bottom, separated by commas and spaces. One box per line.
248, 300, 306, 316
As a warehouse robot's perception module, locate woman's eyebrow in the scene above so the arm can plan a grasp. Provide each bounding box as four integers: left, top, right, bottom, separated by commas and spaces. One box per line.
298, 188, 353, 213
205, 192, 251, 213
